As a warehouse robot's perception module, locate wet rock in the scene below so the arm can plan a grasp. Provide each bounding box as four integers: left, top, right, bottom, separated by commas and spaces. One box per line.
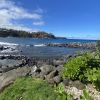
0, 46, 4, 51
0, 56, 6, 60
40, 65, 55, 75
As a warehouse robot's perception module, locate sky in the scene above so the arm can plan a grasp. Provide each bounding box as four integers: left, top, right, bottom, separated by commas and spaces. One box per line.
0, 0, 100, 40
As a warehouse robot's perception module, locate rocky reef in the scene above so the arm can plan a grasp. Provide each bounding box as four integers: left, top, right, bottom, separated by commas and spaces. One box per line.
46, 42, 96, 49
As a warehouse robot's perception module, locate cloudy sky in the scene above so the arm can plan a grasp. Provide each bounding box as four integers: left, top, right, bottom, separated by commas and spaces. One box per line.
0, 0, 100, 39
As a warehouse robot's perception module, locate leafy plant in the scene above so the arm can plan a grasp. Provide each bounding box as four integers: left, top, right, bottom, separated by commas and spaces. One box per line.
85, 68, 100, 90
62, 51, 100, 90
96, 40, 100, 51
62, 54, 87, 81
55, 83, 73, 100
80, 89, 93, 100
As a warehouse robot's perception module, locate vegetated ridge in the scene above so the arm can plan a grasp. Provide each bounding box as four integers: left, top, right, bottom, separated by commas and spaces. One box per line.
0, 28, 60, 39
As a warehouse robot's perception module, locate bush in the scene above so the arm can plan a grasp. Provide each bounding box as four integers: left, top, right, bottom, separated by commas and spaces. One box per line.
62, 52, 100, 90
0, 77, 59, 100
96, 40, 100, 51
62, 56, 87, 80
55, 83, 73, 100
80, 89, 93, 100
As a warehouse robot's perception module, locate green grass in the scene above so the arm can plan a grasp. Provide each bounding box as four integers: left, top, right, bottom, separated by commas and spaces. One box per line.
0, 77, 59, 100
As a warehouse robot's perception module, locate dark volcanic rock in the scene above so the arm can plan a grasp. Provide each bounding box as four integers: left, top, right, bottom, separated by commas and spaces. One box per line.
0, 56, 27, 73
0, 46, 4, 51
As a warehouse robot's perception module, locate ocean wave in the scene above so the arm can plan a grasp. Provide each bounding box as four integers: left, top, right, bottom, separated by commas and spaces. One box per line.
34, 44, 46, 47
0, 42, 18, 46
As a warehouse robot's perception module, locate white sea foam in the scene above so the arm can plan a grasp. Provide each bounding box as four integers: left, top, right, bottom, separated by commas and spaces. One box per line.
34, 44, 46, 47
0, 42, 18, 46
1, 49, 18, 53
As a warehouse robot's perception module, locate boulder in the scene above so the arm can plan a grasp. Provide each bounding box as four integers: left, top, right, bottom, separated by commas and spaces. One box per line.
40, 65, 55, 75
63, 79, 73, 86
0, 66, 31, 91
71, 80, 85, 90
53, 60, 65, 66
30, 65, 38, 75
47, 78, 55, 84
0, 46, 4, 51
46, 70, 58, 79
53, 75, 62, 84
55, 65, 63, 72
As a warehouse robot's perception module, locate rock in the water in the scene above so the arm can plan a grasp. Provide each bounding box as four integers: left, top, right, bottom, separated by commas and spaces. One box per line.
0, 46, 4, 51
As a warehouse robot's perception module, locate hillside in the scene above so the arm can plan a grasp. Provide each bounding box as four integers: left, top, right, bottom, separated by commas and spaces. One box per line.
0, 28, 56, 39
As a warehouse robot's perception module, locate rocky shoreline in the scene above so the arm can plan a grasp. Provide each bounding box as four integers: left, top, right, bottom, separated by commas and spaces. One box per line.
46, 42, 96, 49
0, 42, 99, 100
0, 55, 67, 90
0, 54, 100, 100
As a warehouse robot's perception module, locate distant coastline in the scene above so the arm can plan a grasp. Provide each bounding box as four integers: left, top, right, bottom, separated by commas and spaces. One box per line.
0, 28, 66, 39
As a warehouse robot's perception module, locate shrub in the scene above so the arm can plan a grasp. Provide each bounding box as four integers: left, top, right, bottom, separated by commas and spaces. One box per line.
55, 83, 73, 100
62, 56, 87, 80
62, 52, 100, 90
0, 77, 59, 100
80, 89, 93, 100
96, 40, 100, 51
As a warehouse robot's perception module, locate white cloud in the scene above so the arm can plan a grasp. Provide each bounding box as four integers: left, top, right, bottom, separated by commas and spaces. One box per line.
0, 0, 44, 31
34, 8, 44, 14
33, 21, 45, 26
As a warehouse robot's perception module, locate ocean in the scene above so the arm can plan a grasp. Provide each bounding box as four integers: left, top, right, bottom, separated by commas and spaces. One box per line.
0, 37, 96, 58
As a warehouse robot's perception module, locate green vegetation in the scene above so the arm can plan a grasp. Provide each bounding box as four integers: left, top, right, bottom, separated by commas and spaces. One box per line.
0, 28, 55, 38
55, 83, 73, 100
96, 40, 100, 51
55, 83, 93, 100
80, 89, 93, 100
0, 77, 93, 100
0, 77, 59, 100
62, 51, 100, 90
